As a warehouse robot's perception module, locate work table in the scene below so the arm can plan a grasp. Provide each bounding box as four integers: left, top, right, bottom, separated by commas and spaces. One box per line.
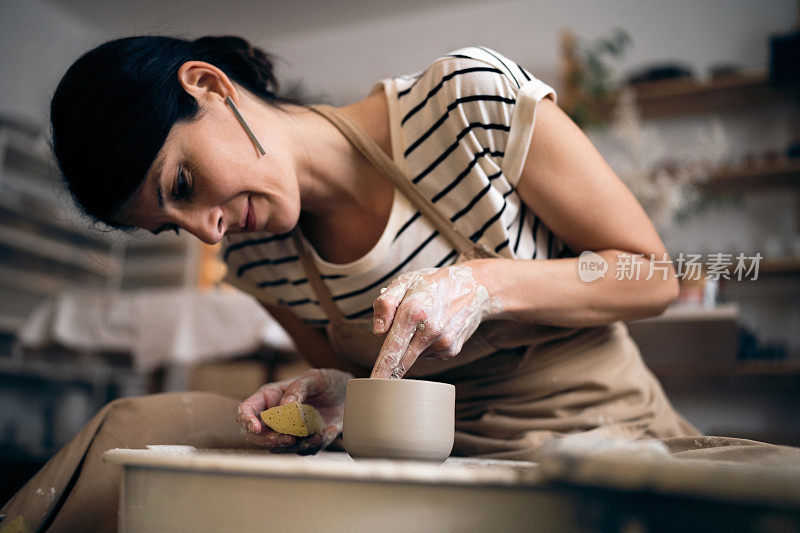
104, 443, 800, 532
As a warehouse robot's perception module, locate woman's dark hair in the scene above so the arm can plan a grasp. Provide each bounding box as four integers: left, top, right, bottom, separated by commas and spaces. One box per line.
50, 35, 303, 228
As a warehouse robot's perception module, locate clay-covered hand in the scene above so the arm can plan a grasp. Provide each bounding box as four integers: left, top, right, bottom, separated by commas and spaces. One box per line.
371, 264, 500, 379
237, 368, 352, 455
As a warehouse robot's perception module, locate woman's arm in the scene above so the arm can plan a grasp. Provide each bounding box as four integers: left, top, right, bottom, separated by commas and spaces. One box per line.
471, 98, 679, 327
370, 99, 679, 377
262, 303, 365, 376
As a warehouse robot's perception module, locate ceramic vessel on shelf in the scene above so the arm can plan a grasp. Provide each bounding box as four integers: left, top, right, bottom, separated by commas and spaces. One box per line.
343, 378, 455, 462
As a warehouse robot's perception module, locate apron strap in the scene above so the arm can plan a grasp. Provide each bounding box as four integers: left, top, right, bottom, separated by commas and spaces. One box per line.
293, 103, 503, 323
308, 104, 477, 254
291, 231, 347, 323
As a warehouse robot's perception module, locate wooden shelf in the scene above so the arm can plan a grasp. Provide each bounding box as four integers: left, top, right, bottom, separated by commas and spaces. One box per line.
0, 188, 119, 247
649, 360, 800, 379
633, 303, 739, 323
0, 314, 24, 335
0, 265, 72, 294
123, 232, 189, 250
759, 257, 800, 276
123, 255, 189, 278
1, 128, 56, 180
598, 71, 796, 120
736, 360, 800, 376
0, 123, 201, 341
712, 257, 800, 277
0, 225, 121, 275
702, 160, 800, 191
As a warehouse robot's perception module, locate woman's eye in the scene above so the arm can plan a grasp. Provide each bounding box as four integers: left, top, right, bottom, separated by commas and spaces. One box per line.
174, 165, 191, 200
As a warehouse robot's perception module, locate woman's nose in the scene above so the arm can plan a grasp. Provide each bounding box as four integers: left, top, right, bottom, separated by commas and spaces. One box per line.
177, 207, 225, 245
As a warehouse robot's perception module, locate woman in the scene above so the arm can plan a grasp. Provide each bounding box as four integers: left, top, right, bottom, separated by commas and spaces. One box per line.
4, 35, 701, 530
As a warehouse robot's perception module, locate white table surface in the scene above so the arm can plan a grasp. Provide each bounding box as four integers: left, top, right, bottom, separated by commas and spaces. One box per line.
104, 447, 541, 487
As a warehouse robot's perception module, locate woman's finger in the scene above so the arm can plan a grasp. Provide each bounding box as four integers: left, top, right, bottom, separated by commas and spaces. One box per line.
269, 432, 323, 455
293, 432, 326, 455
371, 304, 424, 378
246, 429, 296, 449
280, 378, 311, 406
279, 370, 328, 405
293, 423, 340, 456
238, 394, 267, 434
390, 324, 436, 379
320, 423, 341, 448
372, 271, 424, 335
237, 382, 289, 433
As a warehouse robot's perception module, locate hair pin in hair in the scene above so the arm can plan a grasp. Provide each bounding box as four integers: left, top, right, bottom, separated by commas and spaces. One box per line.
225, 96, 266, 156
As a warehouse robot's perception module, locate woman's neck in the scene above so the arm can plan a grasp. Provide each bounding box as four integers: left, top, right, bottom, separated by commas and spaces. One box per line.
288, 91, 392, 221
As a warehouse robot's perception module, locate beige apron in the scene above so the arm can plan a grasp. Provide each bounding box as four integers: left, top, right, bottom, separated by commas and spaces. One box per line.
296, 104, 701, 461
6, 105, 800, 533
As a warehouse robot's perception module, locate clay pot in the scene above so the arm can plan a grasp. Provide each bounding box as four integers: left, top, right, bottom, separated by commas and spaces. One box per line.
343, 378, 455, 462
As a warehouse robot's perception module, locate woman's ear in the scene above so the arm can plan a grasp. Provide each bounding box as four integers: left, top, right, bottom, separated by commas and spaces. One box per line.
177, 61, 236, 106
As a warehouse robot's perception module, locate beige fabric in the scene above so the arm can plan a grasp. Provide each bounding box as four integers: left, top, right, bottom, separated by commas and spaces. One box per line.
1, 392, 254, 533
297, 104, 699, 460
663, 436, 800, 468
440, 322, 700, 461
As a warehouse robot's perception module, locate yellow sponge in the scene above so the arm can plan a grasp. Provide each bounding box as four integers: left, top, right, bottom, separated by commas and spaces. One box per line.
260, 402, 324, 437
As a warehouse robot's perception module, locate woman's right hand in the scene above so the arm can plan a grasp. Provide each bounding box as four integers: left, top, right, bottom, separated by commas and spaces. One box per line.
236, 368, 352, 455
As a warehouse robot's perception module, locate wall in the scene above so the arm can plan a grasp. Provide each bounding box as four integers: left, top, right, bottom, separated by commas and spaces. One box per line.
262, 0, 797, 105
0, 0, 104, 128
36, 0, 797, 106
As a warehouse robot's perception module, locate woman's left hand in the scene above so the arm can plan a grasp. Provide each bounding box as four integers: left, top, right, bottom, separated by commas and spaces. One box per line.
370, 264, 499, 378
237, 368, 351, 455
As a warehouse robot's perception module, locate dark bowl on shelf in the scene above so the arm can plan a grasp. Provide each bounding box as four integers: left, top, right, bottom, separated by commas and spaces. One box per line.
625, 64, 694, 85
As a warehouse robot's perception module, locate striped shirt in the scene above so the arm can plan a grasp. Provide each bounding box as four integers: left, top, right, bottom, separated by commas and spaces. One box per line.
223, 46, 572, 325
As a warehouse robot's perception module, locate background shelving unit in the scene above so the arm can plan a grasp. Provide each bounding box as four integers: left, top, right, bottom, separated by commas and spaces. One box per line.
759, 257, 800, 275
702, 159, 800, 191
0, 118, 208, 478
0, 119, 203, 338
647, 358, 800, 379
588, 64, 800, 446
597, 71, 798, 120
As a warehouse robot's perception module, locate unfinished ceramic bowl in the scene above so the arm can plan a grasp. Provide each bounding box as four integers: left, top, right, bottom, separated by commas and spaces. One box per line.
343, 378, 455, 462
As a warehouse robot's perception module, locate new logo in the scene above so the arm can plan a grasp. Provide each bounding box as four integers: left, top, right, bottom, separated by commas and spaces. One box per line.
578, 251, 608, 283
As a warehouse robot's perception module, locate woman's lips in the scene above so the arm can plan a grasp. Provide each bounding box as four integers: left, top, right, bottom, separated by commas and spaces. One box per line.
246, 197, 257, 232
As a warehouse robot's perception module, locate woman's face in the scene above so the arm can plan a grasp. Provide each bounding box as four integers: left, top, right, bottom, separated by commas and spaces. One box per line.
118, 86, 301, 244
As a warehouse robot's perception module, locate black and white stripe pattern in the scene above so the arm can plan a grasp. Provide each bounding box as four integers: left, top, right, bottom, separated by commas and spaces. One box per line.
223, 47, 570, 326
